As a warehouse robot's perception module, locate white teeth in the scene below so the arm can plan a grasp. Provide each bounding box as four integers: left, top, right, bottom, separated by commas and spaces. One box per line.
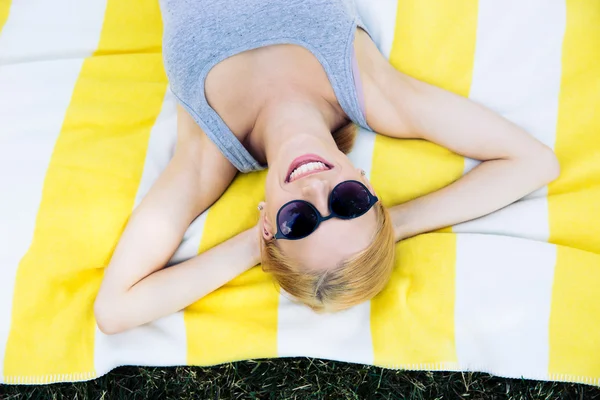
288, 161, 328, 182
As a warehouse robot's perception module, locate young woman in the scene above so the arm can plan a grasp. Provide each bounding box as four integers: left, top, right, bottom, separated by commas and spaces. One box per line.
94, 0, 559, 334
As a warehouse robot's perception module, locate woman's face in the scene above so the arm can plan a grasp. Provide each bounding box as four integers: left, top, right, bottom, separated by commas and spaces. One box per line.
262, 133, 378, 271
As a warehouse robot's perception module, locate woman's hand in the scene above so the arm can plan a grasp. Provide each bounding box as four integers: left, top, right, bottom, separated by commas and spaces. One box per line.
355, 34, 559, 239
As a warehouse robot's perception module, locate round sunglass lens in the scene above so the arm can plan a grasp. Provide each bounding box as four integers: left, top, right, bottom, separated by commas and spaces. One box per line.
278, 201, 319, 239
330, 181, 371, 218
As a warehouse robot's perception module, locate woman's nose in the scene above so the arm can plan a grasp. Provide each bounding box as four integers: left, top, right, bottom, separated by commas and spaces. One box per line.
302, 179, 329, 214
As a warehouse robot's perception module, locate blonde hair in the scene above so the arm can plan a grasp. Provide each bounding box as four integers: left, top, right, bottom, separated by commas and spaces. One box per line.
261, 123, 396, 312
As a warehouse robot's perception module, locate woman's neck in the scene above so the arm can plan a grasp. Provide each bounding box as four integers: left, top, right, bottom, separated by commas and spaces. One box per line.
249, 96, 346, 164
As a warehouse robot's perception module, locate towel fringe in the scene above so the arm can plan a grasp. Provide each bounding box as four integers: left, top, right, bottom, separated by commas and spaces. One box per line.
1, 369, 599, 386
2, 371, 97, 385
378, 362, 462, 372
549, 373, 600, 386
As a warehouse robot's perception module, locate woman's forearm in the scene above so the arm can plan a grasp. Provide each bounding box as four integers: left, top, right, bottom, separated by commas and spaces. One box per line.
94, 226, 261, 334
390, 153, 559, 241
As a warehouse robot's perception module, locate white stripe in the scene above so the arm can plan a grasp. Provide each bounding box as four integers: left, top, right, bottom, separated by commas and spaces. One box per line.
277, 293, 373, 364
170, 211, 208, 265
348, 127, 376, 179
133, 90, 178, 206
0, 2, 105, 382
469, 0, 565, 149
0, 59, 84, 383
164, 89, 209, 266
0, 0, 107, 65
455, 234, 556, 381
453, 197, 549, 242
94, 91, 188, 375
94, 311, 187, 375
354, 0, 398, 58
463, 158, 480, 175
457, 0, 566, 237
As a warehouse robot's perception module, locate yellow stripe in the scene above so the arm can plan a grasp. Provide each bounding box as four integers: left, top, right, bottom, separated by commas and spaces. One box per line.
0, 0, 10, 34
372, 235, 458, 367
3, 0, 166, 381
548, 0, 600, 383
387, 0, 477, 96
548, 247, 600, 381
185, 172, 279, 365
370, 0, 478, 367
548, 0, 600, 254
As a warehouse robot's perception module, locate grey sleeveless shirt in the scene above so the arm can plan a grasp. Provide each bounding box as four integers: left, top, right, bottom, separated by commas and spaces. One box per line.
161, 0, 371, 172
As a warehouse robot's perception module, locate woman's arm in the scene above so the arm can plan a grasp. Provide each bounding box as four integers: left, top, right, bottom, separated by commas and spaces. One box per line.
388, 154, 558, 242
94, 107, 244, 334
95, 224, 260, 334
356, 34, 560, 240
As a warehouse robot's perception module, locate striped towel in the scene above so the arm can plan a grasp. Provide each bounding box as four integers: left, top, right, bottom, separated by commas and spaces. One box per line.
0, 0, 599, 386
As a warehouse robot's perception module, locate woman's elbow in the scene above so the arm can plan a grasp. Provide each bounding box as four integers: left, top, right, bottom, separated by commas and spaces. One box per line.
537, 147, 561, 184
94, 297, 127, 335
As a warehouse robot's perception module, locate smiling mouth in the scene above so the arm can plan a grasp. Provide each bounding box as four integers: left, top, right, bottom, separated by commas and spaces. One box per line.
285, 154, 333, 183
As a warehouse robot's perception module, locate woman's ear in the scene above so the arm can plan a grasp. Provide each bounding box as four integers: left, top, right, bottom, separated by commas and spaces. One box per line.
357, 168, 377, 195
258, 202, 274, 240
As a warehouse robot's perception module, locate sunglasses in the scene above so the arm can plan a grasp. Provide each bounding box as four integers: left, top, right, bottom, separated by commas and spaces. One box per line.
274, 180, 379, 240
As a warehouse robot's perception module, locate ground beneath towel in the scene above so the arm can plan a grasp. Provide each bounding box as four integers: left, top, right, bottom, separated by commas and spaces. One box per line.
1, 359, 599, 399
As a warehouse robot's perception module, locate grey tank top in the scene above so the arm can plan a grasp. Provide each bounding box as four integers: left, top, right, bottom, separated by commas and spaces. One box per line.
160, 0, 371, 172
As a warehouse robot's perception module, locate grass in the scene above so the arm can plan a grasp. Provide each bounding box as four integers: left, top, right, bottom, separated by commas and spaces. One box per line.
1, 359, 599, 399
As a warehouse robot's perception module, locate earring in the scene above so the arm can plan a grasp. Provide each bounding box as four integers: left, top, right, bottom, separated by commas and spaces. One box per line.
360, 169, 366, 176
257, 204, 264, 211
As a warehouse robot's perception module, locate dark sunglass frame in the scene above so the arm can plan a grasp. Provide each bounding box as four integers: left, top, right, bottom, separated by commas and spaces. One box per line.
273, 180, 379, 240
